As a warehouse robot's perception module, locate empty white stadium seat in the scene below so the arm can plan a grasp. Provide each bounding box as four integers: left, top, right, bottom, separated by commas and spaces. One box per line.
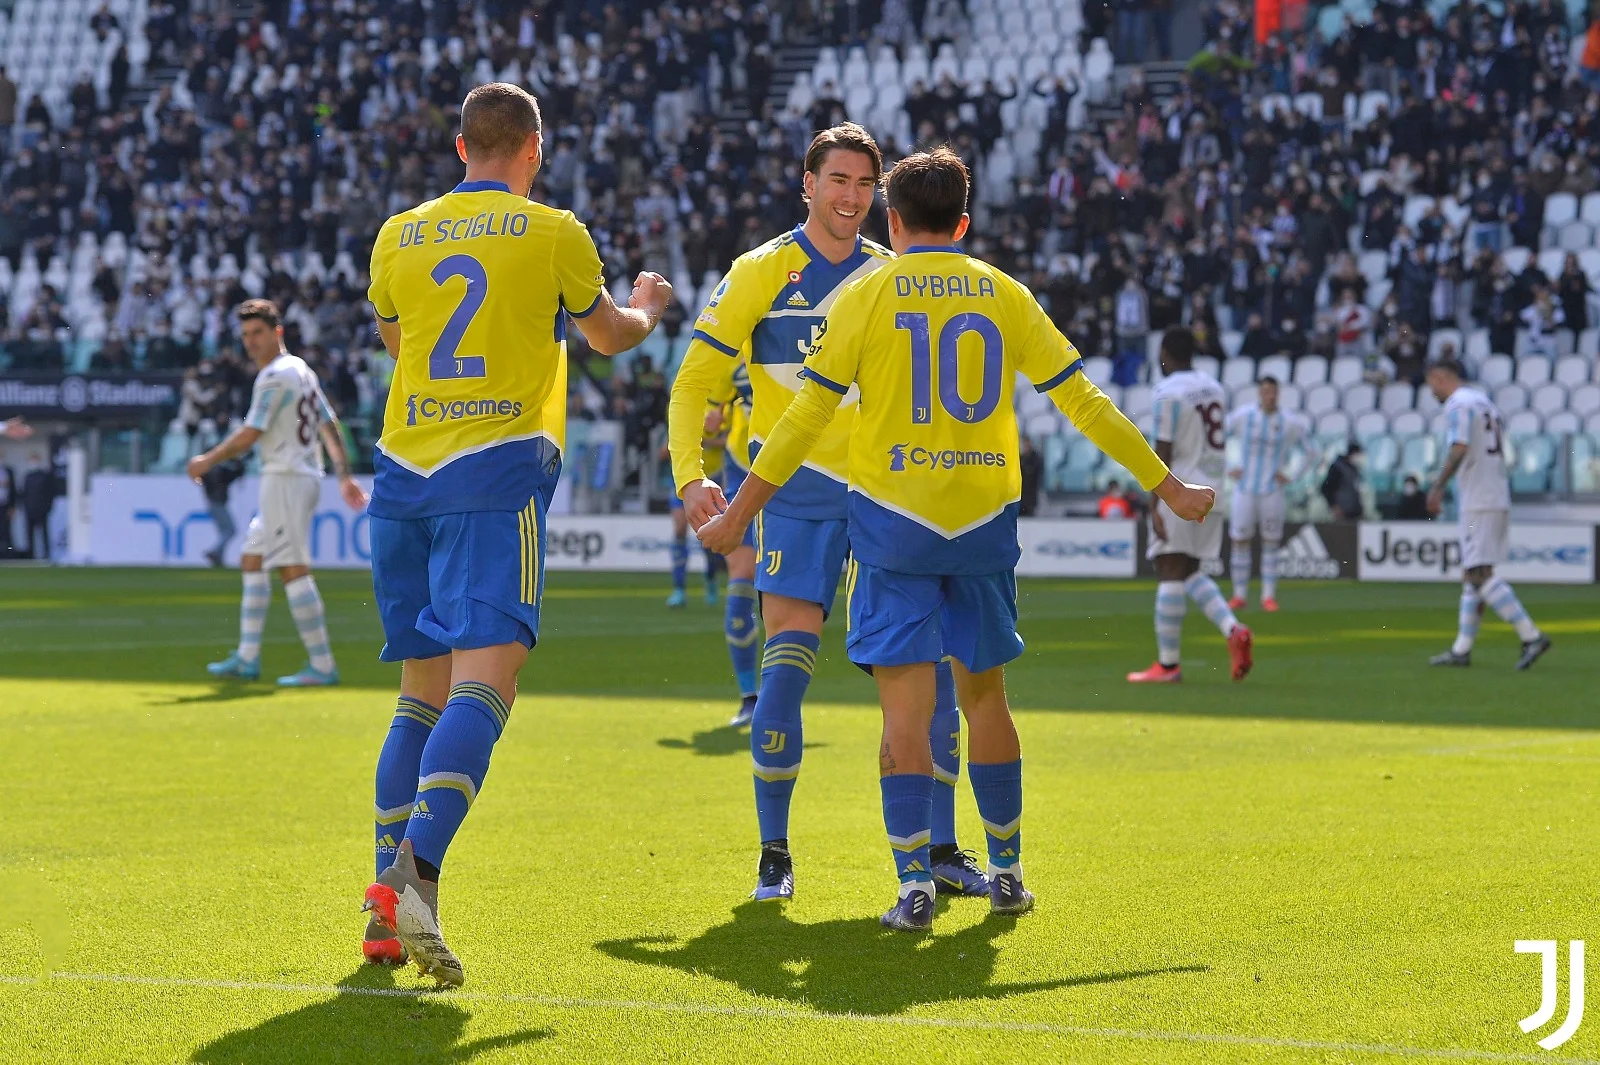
1554, 356, 1592, 387
1545, 192, 1579, 228
1478, 354, 1514, 387
1304, 383, 1340, 415
1317, 409, 1352, 437
1570, 384, 1600, 416
1293, 354, 1328, 385
1342, 382, 1377, 413
1515, 358, 1553, 387
1506, 410, 1543, 435
1545, 410, 1580, 434
1531, 383, 1567, 416
1427, 328, 1462, 358
1221, 358, 1255, 389
1390, 410, 1425, 436
1493, 383, 1529, 412
1353, 410, 1388, 437
1379, 382, 1415, 414
1329, 356, 1364, 387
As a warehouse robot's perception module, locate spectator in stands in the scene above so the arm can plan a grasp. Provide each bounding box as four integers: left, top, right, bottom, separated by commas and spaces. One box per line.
1321, 443, 1365, 522
1239, 312, 1273, 360
1113, 274, 1149, 385
1395, 475, 1430, 520
1019, 436, 1043, 517
1098, 480, 1136, 519
0, 459, 14, 554
199, 459, 243, 568
1520, 286, 1567, 356
0, 66, 15, 148
1557, 253, 1591, 334
21, 450, 56, 560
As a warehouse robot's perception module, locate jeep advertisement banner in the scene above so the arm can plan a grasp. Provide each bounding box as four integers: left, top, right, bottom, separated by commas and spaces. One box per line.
1357, 522, 1596, 584
1136, 522, 1357, 579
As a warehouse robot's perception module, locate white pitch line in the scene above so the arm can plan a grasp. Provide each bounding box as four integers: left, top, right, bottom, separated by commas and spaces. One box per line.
0, 971, 1589, 1064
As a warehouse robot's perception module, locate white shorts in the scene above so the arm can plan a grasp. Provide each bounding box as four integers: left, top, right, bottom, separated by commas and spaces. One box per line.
242, 473, 320, 568
1460, 509, 1510, 570
1229, 489, 1286, 542
1147, 499, 1224, 561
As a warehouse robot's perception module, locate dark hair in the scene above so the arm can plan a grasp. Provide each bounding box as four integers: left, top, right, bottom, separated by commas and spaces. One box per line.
1258, 374, 1280, 387
883, 146, 969, 234
1428, 355, 1465, 379
235, 298, 280, 329
461, 82, 542, 161
804, 122, 883, 181
1160, 326, 1195, 367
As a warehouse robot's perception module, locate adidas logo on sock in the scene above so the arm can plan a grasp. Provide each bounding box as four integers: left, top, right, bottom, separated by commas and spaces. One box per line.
1279, 525, 1341, 579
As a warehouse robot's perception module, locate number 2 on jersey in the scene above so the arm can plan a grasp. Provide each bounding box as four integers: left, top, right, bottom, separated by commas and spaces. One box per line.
429, 254, 488, 380
895, 311, 1002, 424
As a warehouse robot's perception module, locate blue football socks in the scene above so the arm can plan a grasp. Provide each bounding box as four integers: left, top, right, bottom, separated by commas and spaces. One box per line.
725, 578, 759, 698
750, 631, 817, 843
930, 660, 961, 847
881, 773, 935, 888
374, 696, 439, 879
404, 682, 510, 874
670, 534, 688, 592
968, 759, 1023, 872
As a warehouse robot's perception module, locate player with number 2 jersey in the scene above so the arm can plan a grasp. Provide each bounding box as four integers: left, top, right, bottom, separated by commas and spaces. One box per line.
359, 84, 671, 986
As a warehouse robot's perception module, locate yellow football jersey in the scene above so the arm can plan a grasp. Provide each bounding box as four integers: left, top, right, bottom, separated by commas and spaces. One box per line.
668, 227, 891, 519
367, 179, 604, 518
752, 245, 1168, 574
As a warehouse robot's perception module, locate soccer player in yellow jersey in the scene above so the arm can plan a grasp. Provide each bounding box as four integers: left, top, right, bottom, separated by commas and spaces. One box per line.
359, 83, 672, 984
670, 125, 987, 903
698, 148, 1214, 931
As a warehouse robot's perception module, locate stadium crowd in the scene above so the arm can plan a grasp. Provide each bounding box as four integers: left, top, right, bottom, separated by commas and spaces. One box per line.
1, 0, 1596, 476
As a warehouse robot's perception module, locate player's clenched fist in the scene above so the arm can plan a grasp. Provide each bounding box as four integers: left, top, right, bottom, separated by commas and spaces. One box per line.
1155, 475, 1216, 523
680, 477, 727, 531
630, 272, 673, 316
695, 511, 746, 556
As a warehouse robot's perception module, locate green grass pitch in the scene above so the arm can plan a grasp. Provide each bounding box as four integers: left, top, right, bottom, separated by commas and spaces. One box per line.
2, 567, 1599, 1063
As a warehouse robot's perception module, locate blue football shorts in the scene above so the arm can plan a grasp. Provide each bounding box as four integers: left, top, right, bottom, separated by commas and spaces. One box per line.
753, 509, 849, 616
370, 494, 547, 662
844, 560, 1023, 674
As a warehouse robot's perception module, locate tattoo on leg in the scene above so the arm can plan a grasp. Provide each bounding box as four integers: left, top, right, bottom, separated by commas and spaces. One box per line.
879, 740, 896, 773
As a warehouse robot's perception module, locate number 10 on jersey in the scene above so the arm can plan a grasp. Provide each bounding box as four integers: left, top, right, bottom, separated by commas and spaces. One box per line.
895, 311, 1003, 425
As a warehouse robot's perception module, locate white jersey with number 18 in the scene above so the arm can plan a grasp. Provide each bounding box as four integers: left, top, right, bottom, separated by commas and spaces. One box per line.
1443, 385, 1511, 512
245, 352, 333, 477
1151, 369, 1228, 486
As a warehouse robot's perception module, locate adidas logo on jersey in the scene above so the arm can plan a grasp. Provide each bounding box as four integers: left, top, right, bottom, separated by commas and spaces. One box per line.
1280, 525, 1342, 579
787, 291, 809, 308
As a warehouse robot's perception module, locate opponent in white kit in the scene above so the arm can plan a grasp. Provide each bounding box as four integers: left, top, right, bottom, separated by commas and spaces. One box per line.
188, 299, 368, 686
1128, 327, 1254, 684
1225, 375, 1313, 611
1423, 358, 1551, 671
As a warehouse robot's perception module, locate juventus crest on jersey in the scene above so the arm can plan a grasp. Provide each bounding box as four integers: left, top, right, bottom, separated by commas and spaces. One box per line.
244, 353, 334, 477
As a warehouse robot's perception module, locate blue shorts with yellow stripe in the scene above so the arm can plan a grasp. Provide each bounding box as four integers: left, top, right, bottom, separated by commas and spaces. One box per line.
754, 510, 849, 616
370, 495, 547, 662
845, 560, 1024, 674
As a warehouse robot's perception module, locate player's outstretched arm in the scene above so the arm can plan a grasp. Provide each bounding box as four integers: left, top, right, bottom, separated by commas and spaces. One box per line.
572, 273, 673, 356
1043, 370, 1213, 523
317, 420, 368, 511
668, 338, 738, 527
696, 377, 841, 554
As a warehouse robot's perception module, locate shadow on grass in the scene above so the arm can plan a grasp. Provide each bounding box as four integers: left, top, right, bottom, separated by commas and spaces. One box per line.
149, 683, 277, 706
596, 901, 1206, 1014
657, 727, 830, 758
188, 966, 551, 1064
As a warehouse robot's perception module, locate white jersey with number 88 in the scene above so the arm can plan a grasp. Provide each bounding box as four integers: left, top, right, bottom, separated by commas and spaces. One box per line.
245, 352, 334, 477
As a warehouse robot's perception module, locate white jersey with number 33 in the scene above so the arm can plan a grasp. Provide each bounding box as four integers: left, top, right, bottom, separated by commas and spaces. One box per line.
245, 353, 332, 477
1443, 385, 1511, 512
1151, 369, 1228, 486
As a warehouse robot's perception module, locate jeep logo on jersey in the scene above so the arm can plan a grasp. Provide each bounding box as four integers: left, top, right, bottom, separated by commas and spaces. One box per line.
405, 394, 525, 425
888, 444, 1007, 471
